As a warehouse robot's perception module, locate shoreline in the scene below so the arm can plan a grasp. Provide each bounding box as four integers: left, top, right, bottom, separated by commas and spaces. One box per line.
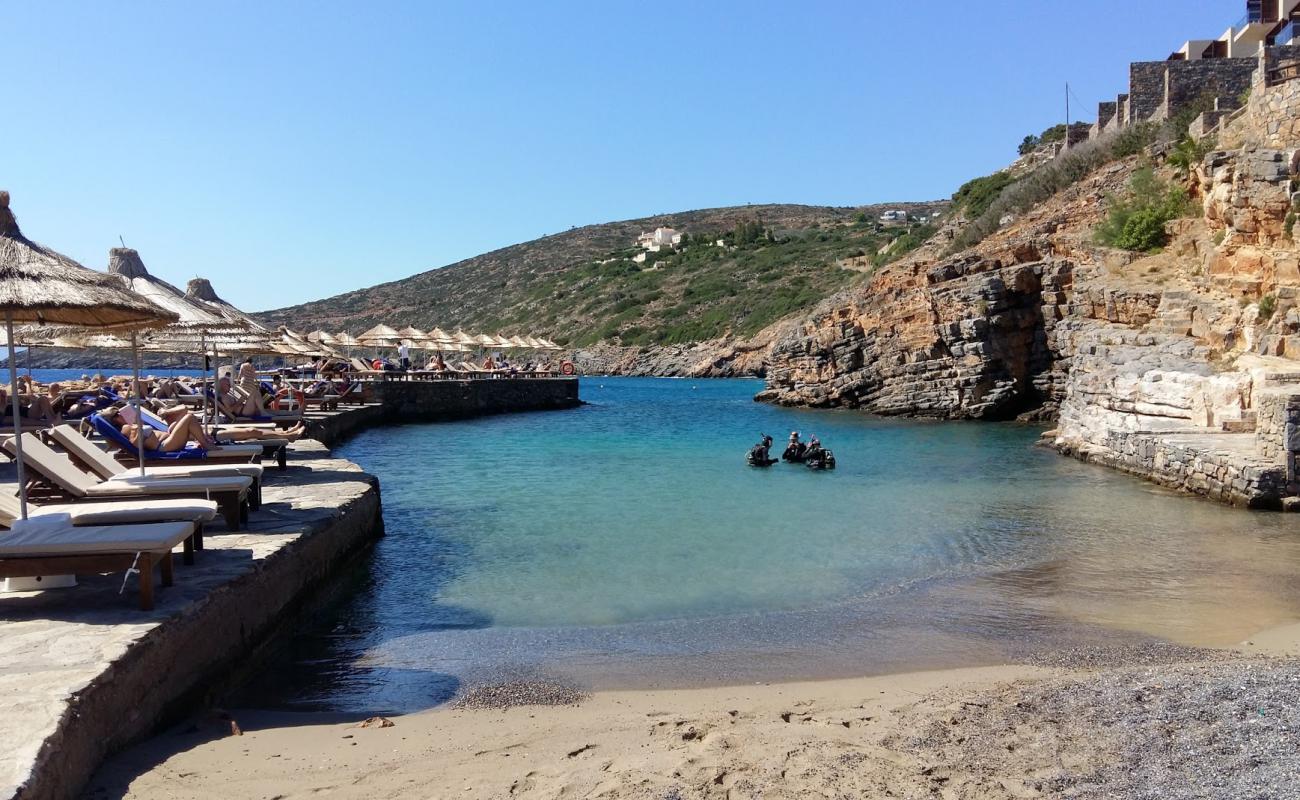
89, 620, 1300, 799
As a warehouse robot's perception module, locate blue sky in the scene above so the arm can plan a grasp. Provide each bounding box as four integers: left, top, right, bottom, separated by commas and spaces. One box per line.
7, 1, 1232, 312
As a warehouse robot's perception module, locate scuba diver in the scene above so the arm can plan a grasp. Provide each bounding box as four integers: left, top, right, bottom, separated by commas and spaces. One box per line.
803, 435, 837, 470
747, 434, 777, 467
782, 431, 808, 463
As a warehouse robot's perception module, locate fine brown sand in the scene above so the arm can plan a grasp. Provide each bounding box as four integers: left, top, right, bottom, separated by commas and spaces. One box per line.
87, 627, 1300, 799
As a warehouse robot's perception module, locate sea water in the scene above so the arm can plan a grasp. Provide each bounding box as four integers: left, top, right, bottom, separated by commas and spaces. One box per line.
242, 377, 1300, 713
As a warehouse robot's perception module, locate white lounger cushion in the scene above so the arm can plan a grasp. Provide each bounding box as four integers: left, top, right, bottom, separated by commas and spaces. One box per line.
47, 425, 263, 481
0, 521, 195, 556
84, 475, 251, 496
2, 435, 250, 497
0, 489, 218, 528
37, 500, 217, 526
107, 463, 263, 481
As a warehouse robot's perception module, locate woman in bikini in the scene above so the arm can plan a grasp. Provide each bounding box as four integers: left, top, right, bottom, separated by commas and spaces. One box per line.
113, 406, 306, 452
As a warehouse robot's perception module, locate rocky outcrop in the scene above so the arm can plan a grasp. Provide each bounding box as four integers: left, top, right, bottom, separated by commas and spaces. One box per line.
756, 257, 1071, 418
569, 329, 783, 378
757, 158, 1131, 418
760, 67, 1300, 507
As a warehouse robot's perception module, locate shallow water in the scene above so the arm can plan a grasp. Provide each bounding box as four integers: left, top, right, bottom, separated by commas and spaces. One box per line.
241, 377, 1300, 713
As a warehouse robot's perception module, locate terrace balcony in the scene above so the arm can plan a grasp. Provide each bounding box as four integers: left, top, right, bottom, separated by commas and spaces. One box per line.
1268, 18, 1299, 45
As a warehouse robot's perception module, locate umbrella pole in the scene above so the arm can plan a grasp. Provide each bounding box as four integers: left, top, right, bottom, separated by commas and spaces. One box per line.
132, 332, 146, 476
199, 331, 208, 429
6, 311, 28, 521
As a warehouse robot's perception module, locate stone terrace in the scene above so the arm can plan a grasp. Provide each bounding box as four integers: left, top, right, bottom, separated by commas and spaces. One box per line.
0, 438, 381, 800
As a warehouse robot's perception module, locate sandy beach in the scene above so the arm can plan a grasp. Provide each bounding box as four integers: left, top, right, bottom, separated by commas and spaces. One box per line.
86, 624, 1300, 800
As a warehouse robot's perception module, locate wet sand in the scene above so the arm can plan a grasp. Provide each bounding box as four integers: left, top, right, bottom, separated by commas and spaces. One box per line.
87, 624, 1300, 799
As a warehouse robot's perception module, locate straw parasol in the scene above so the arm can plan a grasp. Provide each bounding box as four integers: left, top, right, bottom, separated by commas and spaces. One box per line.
0, 192, 178, 518
357, 323, 401, 348
396, 325, 427, 343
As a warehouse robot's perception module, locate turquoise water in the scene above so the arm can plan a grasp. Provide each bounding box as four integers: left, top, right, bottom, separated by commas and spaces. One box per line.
245, 377, 1300, 713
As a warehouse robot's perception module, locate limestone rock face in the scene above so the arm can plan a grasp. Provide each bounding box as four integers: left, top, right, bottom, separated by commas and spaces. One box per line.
758, 133, 1300, 505
1201, 148, 1295, 250
757, 256, 1071, 419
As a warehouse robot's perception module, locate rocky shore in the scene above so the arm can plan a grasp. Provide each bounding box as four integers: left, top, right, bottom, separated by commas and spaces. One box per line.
753, 65, 1300, 509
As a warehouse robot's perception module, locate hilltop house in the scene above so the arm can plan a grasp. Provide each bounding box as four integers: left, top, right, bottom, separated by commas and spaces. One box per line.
637, 227, 682, 252
633, 227, 684, 264
1088, 0, 1300, 143
879, 210, 908, 227
1170, 0, 1300, 60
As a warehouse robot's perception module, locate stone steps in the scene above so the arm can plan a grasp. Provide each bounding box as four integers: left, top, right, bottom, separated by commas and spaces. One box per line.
1222, 411, 1257, 433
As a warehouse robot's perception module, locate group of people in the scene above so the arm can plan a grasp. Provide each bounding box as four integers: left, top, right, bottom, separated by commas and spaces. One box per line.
0, 364, 312, 453
747, 430, 836, 470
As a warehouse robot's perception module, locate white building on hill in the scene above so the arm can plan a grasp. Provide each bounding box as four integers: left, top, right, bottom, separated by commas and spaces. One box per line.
637, 227, 683, 252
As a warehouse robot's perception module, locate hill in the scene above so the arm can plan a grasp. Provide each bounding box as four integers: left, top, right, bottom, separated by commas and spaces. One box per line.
253, 202, 946, 348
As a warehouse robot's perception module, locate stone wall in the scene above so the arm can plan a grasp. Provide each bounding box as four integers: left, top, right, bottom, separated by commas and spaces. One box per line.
1162, 58, 1256, 120
371, 377, 580, 421
1219, 46, 1300, 149
1128, 62, 1170, 123
303, 378, 581, 449
1095, 101, 1118, 135
1055, 426, 1289, 508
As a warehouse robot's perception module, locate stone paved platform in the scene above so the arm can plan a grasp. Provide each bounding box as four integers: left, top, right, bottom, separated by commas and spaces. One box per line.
0, 436, 382, 800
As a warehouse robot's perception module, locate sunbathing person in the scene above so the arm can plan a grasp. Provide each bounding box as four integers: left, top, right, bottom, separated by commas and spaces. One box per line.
1, 384, 60, 424
236, 360, 270, 415
109, 406, 306, 452
216, 376, 273, 419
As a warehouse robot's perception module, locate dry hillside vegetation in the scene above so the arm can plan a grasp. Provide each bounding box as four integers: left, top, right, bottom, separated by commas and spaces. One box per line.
255, 203, 945, 346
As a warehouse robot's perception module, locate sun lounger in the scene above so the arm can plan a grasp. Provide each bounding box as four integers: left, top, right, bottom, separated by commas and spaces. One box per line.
2, 434, 252, 531
0, 519, 198, 609
0, 488, 216, 557
50, 424, 264, 509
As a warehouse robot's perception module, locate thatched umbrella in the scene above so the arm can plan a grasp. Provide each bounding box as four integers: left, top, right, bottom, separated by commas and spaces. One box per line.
0, 192, 177, 518
109, 248, 257, 446
396, 325, 427, 342
357, 323, 401, 348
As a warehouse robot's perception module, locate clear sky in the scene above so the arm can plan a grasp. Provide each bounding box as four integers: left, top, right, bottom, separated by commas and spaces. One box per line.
7, 1, 1233, 312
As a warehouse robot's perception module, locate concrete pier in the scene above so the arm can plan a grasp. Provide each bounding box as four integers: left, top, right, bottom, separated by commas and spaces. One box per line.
0, 377, 580, 800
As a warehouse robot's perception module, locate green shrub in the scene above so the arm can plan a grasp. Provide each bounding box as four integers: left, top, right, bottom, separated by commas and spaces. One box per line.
1094, 167, 1195, 252
1167, 134, 1216, 178
1259, 293, 1277, 320
952, 172, 1017, 219
947, 125, 1158, 254
1111, 122, 1159, 158
1286, 211, 1296, 240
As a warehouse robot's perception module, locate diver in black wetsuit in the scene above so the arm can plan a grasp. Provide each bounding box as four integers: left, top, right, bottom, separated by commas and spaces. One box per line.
747, 434, 775, 466
803, 435, 836, 470
782, 431, 807, 462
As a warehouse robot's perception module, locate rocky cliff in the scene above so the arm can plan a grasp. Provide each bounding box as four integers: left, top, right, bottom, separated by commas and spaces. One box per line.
760, 67, 1300, 508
